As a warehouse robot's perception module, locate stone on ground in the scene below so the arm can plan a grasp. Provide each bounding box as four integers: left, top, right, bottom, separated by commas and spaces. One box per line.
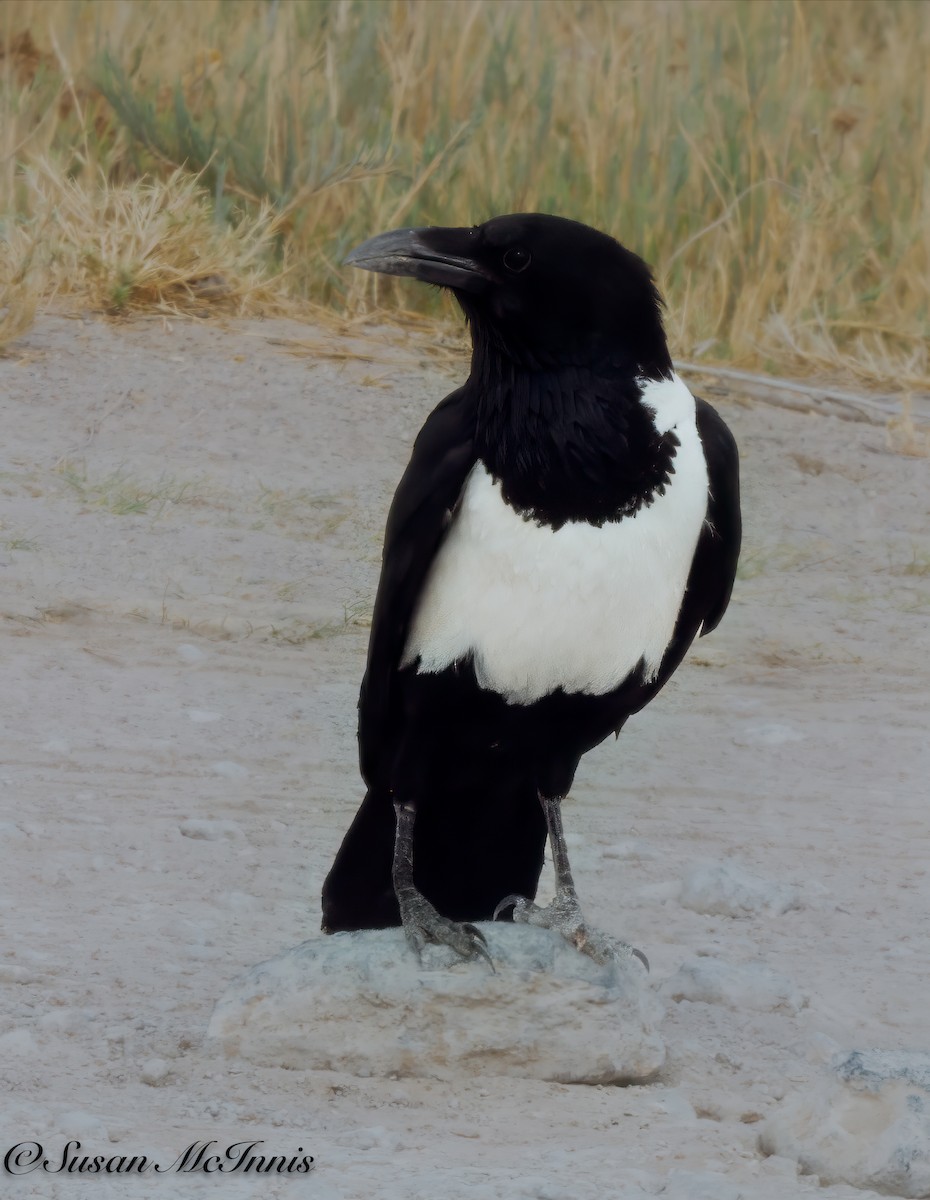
760, 1050, 930, 1197
207, 924, 664, 1084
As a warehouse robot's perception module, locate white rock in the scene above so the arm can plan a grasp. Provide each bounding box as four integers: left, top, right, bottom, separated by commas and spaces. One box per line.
177, 642, 207, 663
660, 1170, 750, 1200
644, 1088, 697, 1119
38, 1007, 91, 1033
760, 1154, 801, 1179
679, 861, 802, 918
178, 819, 243, 841
207, 925, 664, 1084
732, 722, 806, 746
211, 760, 248, 778
0, 1028, 38, 1056
664, 958, 807, 1014
760, 1050, 930, 1197
55, 1110, 110, 1139
0, 964, 36, 984
186, 708, 222, 723
140, 1058, 171, 1086
218, 890, 259, 912
637, 880, 682, 903
41, 738, 71, 754
602, 839, 660, 861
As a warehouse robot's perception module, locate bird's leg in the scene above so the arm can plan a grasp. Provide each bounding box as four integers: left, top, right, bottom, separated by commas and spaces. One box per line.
392, 801, 493, 969
494, 793, 648, 970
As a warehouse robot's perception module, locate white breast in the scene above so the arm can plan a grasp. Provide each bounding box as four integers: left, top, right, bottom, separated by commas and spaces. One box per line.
402, 374, 709, 705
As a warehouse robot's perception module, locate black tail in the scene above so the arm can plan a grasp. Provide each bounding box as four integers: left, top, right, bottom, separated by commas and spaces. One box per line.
321, 787, 398, 932
321, 779, 547, 933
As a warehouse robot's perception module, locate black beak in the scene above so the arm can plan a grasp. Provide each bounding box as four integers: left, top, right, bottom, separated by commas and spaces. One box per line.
344, 226, 490, 294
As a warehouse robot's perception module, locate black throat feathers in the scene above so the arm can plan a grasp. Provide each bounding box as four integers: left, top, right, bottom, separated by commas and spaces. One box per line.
470, 353, 680, 531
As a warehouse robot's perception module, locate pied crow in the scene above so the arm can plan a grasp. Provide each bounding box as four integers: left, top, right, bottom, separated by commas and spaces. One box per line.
322, 213, 741, 967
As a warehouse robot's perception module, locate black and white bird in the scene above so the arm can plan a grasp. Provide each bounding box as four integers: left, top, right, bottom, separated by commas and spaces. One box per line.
322, 213, 740, 967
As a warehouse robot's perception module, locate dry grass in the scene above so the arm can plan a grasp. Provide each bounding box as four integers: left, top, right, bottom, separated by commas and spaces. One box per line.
12, 163, 289, 320
1, 0, 929, 389
0, 210, 43, 350
886, 397, 930, 457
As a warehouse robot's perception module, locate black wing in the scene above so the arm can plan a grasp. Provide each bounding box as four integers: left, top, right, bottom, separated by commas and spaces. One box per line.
691, 396, 741, 635
358, 386, 477, 787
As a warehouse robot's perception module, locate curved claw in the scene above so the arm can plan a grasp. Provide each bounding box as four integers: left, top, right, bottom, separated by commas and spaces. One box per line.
631, 946, 650, 973
492, 893, 527, 921
418, 918, 493, 972
495, 887, 650, 970
461, 922, 488, 947
459, 923, 495, 972
399, 893, 495, 972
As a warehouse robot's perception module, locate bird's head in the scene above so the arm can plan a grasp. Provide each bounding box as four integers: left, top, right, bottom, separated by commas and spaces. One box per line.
345, 213, 672, 378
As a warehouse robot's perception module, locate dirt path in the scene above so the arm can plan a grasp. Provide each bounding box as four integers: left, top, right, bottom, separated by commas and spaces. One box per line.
1, 314, 927, 1198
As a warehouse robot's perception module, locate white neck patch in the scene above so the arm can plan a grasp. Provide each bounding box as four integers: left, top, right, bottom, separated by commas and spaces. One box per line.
402, 374, 709, 705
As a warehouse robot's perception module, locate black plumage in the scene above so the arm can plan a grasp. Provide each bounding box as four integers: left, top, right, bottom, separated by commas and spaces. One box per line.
322, 213, 740, 965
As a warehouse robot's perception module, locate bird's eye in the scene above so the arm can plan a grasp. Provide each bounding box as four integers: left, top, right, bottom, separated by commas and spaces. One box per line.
502, 246, 531, 273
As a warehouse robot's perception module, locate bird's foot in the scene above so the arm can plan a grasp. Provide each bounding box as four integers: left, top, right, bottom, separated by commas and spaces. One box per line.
397, 889, 493, 970
493, 889, 648, 970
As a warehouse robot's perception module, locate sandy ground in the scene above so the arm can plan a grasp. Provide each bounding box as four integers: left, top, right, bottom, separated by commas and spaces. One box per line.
1, 313, 928, 1198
